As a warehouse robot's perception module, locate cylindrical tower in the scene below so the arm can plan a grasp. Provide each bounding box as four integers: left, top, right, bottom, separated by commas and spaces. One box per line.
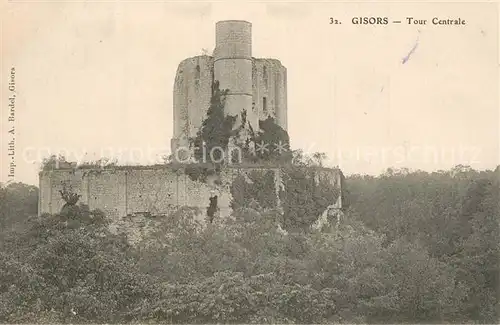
213, 20, 255, 128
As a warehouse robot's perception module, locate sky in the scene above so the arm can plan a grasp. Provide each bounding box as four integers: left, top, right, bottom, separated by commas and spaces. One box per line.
1, 0, 499, 185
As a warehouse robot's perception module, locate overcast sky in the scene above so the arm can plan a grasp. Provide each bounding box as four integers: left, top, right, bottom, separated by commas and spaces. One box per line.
1, 0, 498, 185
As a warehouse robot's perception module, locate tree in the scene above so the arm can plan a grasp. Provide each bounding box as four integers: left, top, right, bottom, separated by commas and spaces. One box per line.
251, 116, 292, 163
1, 165, 498, 323
312, 152, 327, 167
0, 182, 38, 236
0, 205, 157, 323
40, 154, 72, 171
191, 80, 236, 164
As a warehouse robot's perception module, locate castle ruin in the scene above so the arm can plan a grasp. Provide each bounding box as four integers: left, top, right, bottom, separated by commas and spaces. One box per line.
171, 20, 287, 156
38, 20, 344, 229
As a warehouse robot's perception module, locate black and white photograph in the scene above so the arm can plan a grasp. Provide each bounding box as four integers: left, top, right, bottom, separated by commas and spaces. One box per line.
0, 0, 499, 323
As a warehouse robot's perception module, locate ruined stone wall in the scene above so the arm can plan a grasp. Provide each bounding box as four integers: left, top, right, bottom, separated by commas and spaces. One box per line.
252, 59, 287, 130
171, 56, 288, 155
38, 165, 282, 220
171, 55, 214, 153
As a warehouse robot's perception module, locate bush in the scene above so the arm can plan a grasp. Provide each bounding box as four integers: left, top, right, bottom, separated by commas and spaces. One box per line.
0, 165, 498, 323
0, 206, 157, 323
191, 80, 236, 163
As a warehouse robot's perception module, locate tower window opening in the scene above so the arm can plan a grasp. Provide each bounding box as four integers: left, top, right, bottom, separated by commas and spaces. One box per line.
195, 64, 201, 86
263, 97, 267, 113
263, 66, 268, 89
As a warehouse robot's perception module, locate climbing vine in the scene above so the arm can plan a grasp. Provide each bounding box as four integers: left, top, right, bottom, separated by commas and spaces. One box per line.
280, 166, 341, 231
184, 164, 220, 183
190, 80, 237, 164
229, 165, 343, 232
230, 170, 278, 211
249, 116, 292, 164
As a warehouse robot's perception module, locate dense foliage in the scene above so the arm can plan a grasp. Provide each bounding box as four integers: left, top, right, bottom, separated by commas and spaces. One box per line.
345, 166, 500, 322
249, 116, 292, 164
230, 170, 278, 211
229, 165, 343, 232
0, 165, 498, 323
190, 80, 236, 163
191, 79, 291, 166
0, 182, 38, 233
280, 166, 342, 231
184, 164, 220, 183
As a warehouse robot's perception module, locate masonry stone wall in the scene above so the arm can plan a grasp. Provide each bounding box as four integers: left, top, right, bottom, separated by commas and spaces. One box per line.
252, 58, 287, 130
172, 55, 214, 152
171, 56, 288, 154
38, 165, 283, 221
214, 21, 255, 131
39, 164, 345, 242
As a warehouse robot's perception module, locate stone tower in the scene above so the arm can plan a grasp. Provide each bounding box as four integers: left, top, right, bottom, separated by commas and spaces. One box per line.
171, 20, 288, 159
213, 20, 257, 131
38, 20, 345, 226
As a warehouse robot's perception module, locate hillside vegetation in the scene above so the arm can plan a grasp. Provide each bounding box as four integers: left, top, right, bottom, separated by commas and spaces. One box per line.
0, 164, 498, 323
